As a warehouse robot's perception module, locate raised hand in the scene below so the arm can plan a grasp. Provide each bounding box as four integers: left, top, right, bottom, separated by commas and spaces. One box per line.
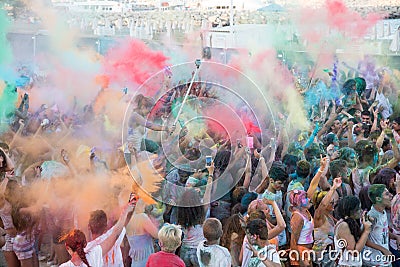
361, 211, 373, 233
206, 161, 215, 177
380, 119, 390, 130
320, 155, 330, 171
332, 177, 342, 190
372, 107, 379, 118
61, 149, 70, 164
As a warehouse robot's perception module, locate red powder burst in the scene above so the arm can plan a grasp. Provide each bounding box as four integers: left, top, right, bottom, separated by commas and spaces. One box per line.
102, 39, 169, 95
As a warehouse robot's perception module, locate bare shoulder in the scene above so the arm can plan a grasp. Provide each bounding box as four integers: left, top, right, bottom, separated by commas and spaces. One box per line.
336, 221, 351, 236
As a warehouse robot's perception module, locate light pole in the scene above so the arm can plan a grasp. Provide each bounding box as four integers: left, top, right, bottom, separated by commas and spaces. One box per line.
32, 35, 36, 70
31, 30, 48, 71
95, 40, 101, 54
229, 0, 233, 46
224, 36, 227, 64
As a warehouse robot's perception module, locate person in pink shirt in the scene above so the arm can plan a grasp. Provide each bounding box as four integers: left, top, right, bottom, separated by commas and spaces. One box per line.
146, 224, 185, 267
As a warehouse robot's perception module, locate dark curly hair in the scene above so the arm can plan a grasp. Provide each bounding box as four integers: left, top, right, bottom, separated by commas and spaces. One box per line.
269, 162, 289, 182
246, 219, 269, 241
214, 150, 231, 174
373, 168, 396, 194
337, 196, 362, 242
177, 189, 205, 228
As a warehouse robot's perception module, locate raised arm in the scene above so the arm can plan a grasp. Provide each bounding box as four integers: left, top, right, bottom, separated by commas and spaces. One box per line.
370, 107, 379, 133
263, 199, 286, 239
130, 112, 169, 132
314, 178, 341, 228
254, 149, 268, 183
375, 121, 387, 150
304, 123, 320, 149
337, 216, 371, 252
9, 119, 25, 148
99, 201, 136, 256
143, 214, 159, 239
317, 107, 337, 139
0, 148, 14, 172
203, 162, 214, 212
307, 157, 329, 199
61, 149, 77, 177
347, 121, 355, 148
278, 124, 289, 158
384, 129, 400, 169
243, 154, 252, 189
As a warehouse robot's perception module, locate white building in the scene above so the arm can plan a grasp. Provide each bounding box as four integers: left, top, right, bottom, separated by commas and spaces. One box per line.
200, 0, 266, 11
52, 0, 126, 13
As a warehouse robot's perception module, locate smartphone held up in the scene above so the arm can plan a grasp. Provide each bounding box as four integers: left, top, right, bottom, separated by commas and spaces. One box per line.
205, 156, 212, 167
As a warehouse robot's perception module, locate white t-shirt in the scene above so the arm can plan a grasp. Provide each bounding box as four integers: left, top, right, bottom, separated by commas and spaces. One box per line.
363, 206, 391, 267
375, 92, 393, 119
59, 245, 103, 267
241, 236, 280, 267
182, 225, 205, 248
247, 244, 280, 267
367, 206, 389, 250
196, 240, 231, 267
86, 226, 126, 267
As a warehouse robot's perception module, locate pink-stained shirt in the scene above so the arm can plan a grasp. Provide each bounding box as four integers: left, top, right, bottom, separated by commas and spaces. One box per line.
146, 251, 185, 267
391, 193, 400, 250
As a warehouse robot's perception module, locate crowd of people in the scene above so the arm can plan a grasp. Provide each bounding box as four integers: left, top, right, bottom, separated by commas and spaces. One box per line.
1, 49, 400, 267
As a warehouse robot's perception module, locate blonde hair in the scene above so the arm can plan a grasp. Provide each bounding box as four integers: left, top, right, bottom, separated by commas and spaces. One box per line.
158, 224, 182, 253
